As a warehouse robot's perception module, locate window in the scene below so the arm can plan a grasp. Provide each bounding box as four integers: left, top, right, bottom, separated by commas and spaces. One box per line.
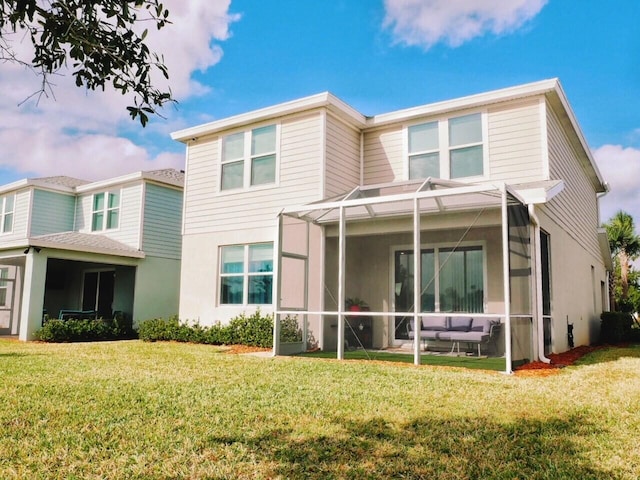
221, 125, 277, 191
407, 112, 484, 180
91, 191, 120, 231
449, 113, 483, 178
408, 121, 439, 179
220, 243, 273, 305
0, 195, 14, 234
0, 268, 8, 306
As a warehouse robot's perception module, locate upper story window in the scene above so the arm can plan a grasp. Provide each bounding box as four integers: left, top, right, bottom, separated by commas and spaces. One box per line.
221, 124, 277, 191
91, 191, 120, 231
408, 112, 485, 181
0, 194, 14, 234
220, 243, 273, 305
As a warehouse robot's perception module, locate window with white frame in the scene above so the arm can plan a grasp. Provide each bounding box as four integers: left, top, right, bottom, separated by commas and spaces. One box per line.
0, 267, 8, 306
0, 194, 14, 234
407, 112, 484, 180
91, 191, 120, 231
221, 124, 277, 191
220, 243, 273, 305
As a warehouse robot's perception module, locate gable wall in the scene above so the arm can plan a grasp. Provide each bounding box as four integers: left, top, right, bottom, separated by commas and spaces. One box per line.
141, 183, 183, 259
30, 189, 75, 236
544, 103, 602, 261
75, 183, 142, 249
183, 111, 324, 236
362, 98, 545, 186
324, 113, 361, 197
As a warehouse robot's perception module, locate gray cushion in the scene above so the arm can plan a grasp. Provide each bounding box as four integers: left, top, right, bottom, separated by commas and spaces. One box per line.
421, 316, 448, 331
448, 316, 473, 332
471, 318, 491, 333
448, 331, 489, 343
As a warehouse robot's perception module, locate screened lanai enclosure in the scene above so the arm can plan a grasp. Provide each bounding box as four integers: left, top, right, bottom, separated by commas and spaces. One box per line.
272, 178, 559, 373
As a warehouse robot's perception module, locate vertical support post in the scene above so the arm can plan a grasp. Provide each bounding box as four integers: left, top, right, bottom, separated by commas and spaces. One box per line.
272, 213, 283, 356
413, 197, 421, 366
19, 249, 47, 341
501, 188, 513, 373
337, 205, 346, 360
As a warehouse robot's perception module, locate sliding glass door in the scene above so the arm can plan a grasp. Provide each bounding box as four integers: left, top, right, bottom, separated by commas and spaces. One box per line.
393, 245, 484, 342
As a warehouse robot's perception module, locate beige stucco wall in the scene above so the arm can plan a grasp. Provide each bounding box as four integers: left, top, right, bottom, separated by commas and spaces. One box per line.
537, 207, 607, 351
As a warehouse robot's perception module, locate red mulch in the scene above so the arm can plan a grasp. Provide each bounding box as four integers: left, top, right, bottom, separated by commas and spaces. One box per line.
514, 345, 604, 376
224, 344, 271, 355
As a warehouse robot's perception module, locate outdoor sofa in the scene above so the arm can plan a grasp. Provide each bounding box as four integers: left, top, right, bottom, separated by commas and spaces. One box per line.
407, 315, 501, 356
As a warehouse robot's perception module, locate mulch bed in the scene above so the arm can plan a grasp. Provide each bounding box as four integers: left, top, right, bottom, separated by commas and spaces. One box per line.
514, 345, 604, 376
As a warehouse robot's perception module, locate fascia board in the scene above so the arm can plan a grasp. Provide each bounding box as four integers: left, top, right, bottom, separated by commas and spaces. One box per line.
171, 92, 367, 142
367, 78, 560, 128
75, 172, 182, 193
28, 237, 146, 259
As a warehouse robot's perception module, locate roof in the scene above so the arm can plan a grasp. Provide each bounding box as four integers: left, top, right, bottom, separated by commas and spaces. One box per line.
282, 178, 563, 225
170, 78, 606, 194
28, 232, 145, 258
74, 168, 184, 193
31, 176, 90, 188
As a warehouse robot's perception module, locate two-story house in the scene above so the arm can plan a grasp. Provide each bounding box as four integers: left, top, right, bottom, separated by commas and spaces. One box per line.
172, 79, 611, 371
0, 169, 183, 341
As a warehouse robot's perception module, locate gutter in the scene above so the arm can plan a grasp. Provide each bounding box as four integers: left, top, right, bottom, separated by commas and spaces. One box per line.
528, 204, 551, 364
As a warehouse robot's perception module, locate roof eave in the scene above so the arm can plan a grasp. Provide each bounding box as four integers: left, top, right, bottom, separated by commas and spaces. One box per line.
171, 92, 367, 142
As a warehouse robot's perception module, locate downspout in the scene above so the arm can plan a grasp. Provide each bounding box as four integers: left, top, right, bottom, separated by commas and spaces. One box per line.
528, 204, 551, 364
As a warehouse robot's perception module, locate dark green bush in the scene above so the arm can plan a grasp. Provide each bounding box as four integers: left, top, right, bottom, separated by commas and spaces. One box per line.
36, 317, 138, 343
600, 312, 633, 344
138, 311, 276, 348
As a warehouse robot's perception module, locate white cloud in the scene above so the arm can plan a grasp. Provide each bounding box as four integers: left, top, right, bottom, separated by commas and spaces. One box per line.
383, 0, 548, 49
0, 0, 237, 181
593, 144, 640, 225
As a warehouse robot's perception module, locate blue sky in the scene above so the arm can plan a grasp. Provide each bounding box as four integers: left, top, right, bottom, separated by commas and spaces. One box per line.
1, 0, 638, 224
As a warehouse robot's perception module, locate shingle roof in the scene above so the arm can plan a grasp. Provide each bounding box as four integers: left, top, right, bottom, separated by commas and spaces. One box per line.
33, 176, 90, 188
143, 168, 185, 185
30, 232, 144, 258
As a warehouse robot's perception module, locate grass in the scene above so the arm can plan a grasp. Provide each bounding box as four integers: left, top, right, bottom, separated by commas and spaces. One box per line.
0, 339, 639, 479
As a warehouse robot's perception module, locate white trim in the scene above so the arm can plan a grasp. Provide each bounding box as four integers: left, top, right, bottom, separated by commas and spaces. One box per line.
172, 92, 367, 142
320, 110, 327, 198
90, 189, 122, 233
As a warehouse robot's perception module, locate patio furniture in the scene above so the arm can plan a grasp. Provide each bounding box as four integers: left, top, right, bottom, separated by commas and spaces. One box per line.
407, 316, 501, 356
58, 309, 97, 321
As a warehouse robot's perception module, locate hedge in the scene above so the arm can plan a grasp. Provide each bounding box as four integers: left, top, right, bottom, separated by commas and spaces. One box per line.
36, 313, 137, 343
138, 311, 302, 349
600, 311, 633, 344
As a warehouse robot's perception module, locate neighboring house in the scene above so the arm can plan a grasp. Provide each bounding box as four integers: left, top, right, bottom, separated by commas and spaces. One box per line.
172, 79, 611, 371
0, 169, 183, 341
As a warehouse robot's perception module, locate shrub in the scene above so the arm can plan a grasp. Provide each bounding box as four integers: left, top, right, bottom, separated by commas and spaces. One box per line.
600, 312, 633, 344
280, 315, 303, 343
138, 311, 276, 348
36, 317, 138, 343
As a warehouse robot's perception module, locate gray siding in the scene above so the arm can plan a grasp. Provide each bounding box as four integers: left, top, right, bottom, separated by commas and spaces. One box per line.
142, 183, 183, 259
183, 112, 324, 235
324, 113, 360, 197
363, 125, 404, 185
487, 98, 544, 183
544, 104, 601, 260
30, 189, 75, 236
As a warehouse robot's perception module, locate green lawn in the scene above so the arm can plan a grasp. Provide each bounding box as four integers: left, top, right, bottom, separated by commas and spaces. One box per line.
1, 339, 639, 479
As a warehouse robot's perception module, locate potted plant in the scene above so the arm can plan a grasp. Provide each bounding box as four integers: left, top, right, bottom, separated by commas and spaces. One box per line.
345, 297, 368, 312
